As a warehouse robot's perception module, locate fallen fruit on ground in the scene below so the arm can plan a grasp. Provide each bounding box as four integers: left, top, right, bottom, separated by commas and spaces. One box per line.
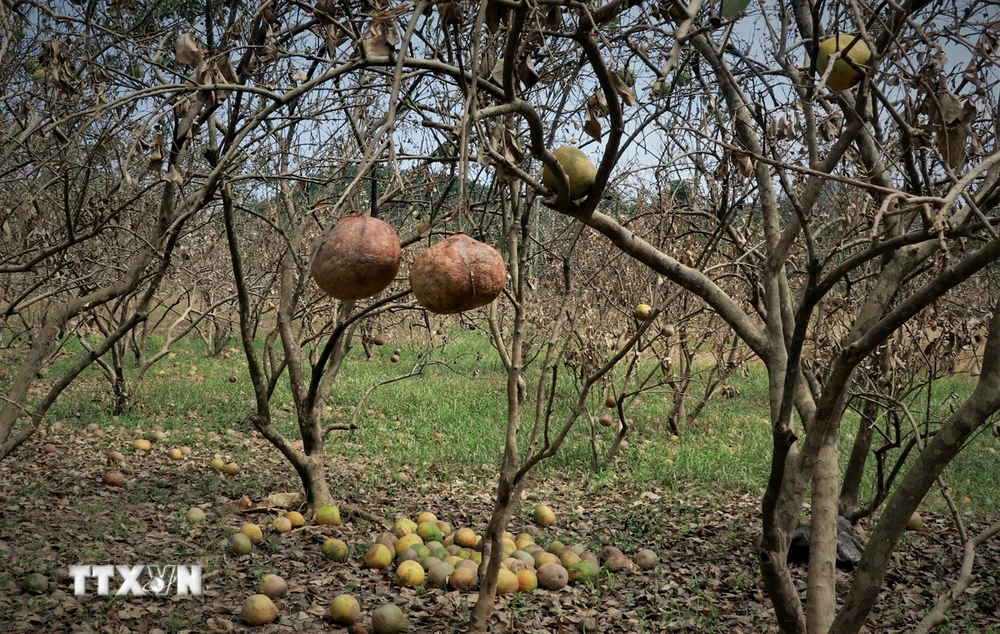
816, 34, 871, 91
210, 458, 225, 471
393, 517, 418, 537
315, 505, 341, 526
417, 511, 437, 524
107, 451, 125, 464
180, 446, 191, 456
241, 594, 277, 626
409, 234, 507, 314
907, 511, 924, 531
498, 568, 519, 594
395, 533, 423, 556
322, 538, 350, 561
186, 507, 206, 522
427, 562, 454, 588
310, 214, 401, 301
230, 533, 253, 555
102, 471, 124, 487
541, 145, 598, 200
167, 448, 183, 460
42, 444, 57, 454
635, 549, 658, 570
600, 546, 623, 562
416, 521, 442, 543
395, 560, 425, 587
224, 462, 240, 475
537, 563, 569, 590
285, 511, 305, 527
272, 516, 292, 533
365, 543, 393, 569
133, 439, 151, 452
516, 568, 538, 592
240, 523, 264, 544
372, 603, 406, 634
260, 574, 287, 599
454, 527, 478, 548
448, 565, 478, 591
330, 593, 361, 626
605, 553, 632, 571
568, 559, 599, 583
533, 505, 556, 527
22, 573, 49, 594
377, 531, 398, 549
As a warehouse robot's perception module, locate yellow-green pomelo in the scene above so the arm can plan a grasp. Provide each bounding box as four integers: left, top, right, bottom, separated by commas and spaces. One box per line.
330, 594, 361, 626
230, 533, 253, 555
272, 516, 292, 533
322, 538, 350, 561
240, 594, 277, 625
285, 511, 305, 527
416, 521, 442, 543
365, 543, 393, 569
372, 603, 406, 634
315, 505, 341, 526
393, 517, 417, 537
516, 569, 538, 592
533, 505, 556, 527
541, 146, 598, 200
417, 511, 437, 524
395, 533, 423, 556
498, 568, 519, 595
395, 560, 425, 587
240, 523, 264, 544
567, 559, 599, 583
454, 527, 478, 548
816, 34, 871, 91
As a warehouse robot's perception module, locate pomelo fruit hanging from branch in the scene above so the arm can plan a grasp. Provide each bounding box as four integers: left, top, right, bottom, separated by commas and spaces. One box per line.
409, 234, 506, 314
310, 214, 401, 301
816, 34, 871, 91
541, 145, 598, 200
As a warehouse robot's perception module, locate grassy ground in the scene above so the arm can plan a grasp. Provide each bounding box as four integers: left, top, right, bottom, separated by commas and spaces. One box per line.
0, 329, 998, 633
37, 327, 1000, 514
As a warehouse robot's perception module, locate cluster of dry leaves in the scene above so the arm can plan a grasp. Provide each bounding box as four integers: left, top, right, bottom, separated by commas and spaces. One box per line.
1, 421, 997, 633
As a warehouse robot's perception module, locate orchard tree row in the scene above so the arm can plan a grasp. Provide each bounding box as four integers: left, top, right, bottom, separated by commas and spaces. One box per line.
1, 0, 999, 632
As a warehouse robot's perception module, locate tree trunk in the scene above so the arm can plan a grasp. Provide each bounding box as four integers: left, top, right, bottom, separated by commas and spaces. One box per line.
839, 396, 877, 518
298, 452, 336, 510
468, 484, 514, 632
806, 436, 840, 632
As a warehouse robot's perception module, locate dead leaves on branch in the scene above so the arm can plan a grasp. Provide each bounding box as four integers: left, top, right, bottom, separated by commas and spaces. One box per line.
923, 89, 978, 171
583, 72, 638, 141
174, 32, 238, 107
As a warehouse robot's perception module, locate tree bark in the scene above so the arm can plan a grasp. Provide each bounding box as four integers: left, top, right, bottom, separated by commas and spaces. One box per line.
839, 394, 878, 518
831, 304, 1000, 634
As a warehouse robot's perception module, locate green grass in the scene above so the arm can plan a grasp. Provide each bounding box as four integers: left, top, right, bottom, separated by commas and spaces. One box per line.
20, 327, 1000, 514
